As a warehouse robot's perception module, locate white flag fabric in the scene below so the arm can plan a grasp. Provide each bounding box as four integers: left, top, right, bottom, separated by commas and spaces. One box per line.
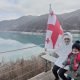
45, 5, 63, 50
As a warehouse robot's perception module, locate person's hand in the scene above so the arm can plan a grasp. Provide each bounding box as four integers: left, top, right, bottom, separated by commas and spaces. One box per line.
62, 65, 65, 68
54, 52, 59, 58
73, 72, 77, 78
65, 70, 70, 74
50, 52, 59, 58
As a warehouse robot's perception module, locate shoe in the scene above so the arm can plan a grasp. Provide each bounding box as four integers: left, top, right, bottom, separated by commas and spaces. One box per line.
54, 78, 59, 80
67, 77, 71, 80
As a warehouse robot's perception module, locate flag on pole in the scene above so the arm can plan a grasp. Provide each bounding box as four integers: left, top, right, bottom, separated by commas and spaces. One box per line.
45, 4, 63, 50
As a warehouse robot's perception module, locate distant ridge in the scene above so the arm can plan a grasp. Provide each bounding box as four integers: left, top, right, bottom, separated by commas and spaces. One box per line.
0, 9, 80, 32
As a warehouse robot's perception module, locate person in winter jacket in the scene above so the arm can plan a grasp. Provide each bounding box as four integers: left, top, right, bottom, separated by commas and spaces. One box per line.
52, 32, 73, 80
62, 40, 80, 80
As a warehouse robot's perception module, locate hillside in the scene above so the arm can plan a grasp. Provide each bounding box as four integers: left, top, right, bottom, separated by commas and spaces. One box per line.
0, 9, 80, 32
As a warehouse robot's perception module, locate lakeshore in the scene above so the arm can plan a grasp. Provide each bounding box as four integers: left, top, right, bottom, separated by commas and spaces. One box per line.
0, 30, 79, 63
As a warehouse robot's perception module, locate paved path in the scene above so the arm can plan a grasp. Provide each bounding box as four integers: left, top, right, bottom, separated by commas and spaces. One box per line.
28, 70, 55, 80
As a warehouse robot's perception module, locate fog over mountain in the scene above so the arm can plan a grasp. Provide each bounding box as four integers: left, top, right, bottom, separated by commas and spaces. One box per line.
0, 9, 80, 32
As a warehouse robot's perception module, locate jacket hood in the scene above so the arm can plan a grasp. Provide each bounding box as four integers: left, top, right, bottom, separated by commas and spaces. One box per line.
63, 32, 73, 45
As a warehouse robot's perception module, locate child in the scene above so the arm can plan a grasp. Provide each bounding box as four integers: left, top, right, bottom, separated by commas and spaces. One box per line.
63, 40, 80, 80
52, 32, 73, 80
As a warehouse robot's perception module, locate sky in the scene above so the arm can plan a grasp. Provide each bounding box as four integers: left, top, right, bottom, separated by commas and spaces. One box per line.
0, 0, 80, 21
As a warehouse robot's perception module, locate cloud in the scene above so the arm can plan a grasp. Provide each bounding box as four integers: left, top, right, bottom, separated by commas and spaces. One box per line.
0, 0, 80, 21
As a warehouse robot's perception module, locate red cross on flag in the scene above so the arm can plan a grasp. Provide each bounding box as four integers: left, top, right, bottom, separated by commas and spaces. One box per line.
45, 5, 63, 50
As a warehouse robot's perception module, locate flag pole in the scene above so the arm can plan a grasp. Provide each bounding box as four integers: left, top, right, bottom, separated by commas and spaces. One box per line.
44, 4, 51, 52
49, 4, 51, 10
44, 4, 52, 52
49, 4, 51, 14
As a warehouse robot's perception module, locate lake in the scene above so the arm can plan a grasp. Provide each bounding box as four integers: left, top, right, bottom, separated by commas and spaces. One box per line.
0, 32, 79, 62
0, 32, 45, 62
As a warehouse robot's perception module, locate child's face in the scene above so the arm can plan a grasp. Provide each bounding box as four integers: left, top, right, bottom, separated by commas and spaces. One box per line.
72, 48, 79, 54
64, 38, 70, 45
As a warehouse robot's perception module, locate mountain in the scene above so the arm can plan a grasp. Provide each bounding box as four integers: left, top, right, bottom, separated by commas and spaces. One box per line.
0, 16, 37, 31
58, 9, 80, 30
0, 9, 80, 32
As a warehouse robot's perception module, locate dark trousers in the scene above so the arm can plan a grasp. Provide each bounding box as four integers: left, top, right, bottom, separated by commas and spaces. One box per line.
58, 68, 71, 80
52, 65, 60, 79
52, 65, 71, 80
58, 68, 68, 80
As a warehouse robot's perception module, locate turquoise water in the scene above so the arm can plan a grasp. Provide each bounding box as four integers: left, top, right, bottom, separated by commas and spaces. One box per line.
0, 32, 45, 62
0, 32, 80, 62
0, 32, 45, 45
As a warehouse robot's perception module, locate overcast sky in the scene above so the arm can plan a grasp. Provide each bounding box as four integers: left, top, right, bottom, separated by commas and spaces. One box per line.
0, 0, 80, 21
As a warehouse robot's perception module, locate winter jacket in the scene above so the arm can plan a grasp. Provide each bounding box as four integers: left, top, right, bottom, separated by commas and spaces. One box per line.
54, 32, 73, 70
63, 52, 80, 77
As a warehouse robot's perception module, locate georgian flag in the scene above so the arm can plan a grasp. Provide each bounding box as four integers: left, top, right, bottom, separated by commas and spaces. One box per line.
45, 5, 63, 50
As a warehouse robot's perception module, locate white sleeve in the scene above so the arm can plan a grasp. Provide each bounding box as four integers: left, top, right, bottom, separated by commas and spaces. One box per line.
47, 48, 62, 57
